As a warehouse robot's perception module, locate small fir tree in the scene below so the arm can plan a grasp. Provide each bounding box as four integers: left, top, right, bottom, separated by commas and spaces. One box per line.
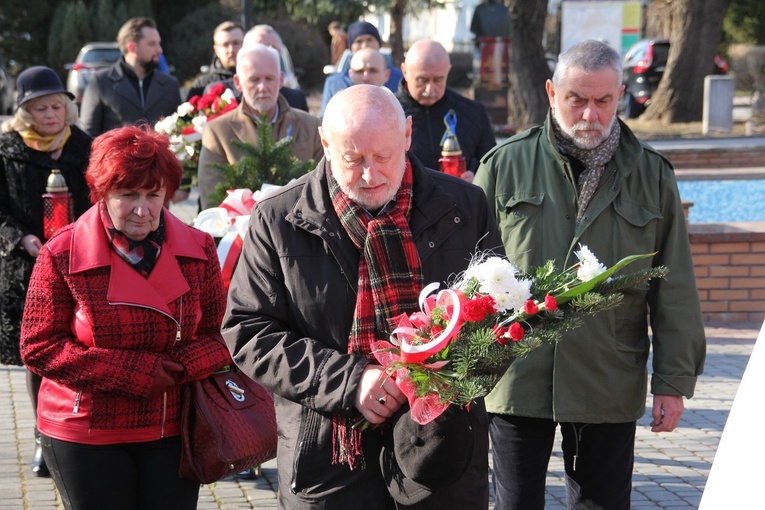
209, 115, 315, 206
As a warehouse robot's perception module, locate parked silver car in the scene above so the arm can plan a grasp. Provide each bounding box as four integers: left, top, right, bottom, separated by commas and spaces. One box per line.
65, 42, 123, 103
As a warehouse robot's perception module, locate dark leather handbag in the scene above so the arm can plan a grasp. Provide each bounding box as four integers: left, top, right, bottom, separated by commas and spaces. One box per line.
179, 367, 277, 484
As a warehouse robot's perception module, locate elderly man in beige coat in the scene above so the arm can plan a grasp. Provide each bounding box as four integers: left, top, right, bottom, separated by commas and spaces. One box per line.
197, 43, 322, 209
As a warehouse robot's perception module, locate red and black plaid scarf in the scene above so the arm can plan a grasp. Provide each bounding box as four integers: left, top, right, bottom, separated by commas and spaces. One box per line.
327, 159, 424, 470
99, 201, 164, 278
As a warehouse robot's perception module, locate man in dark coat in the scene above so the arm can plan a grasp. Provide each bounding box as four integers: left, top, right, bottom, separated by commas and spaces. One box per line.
397, 39, 496, 178
221, 85, 502, 509
185, 21, 244, 101
80, 17, 181, 138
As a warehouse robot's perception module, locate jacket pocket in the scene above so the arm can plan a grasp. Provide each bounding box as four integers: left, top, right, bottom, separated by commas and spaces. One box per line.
499, 193, 544, 227
497, 193, 544, 264
613, 198, 662, 228
610, 197, 663, 257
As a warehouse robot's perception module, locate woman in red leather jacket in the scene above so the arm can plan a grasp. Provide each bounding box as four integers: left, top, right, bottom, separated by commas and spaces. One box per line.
20, 126, 232, 510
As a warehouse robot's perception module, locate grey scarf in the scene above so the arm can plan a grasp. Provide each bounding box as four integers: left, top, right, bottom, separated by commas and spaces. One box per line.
552, 116, 621, 222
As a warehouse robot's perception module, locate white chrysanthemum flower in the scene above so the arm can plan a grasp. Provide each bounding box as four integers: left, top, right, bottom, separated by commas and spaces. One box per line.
464, 256, 517, 286
221, 88, 237, 103
155, 114, 178, 135
191, 115, 207, 129
502, 278, 533, 311
168, 135, 185, 158
575, 244, 607, 281
177, 101, 194, 117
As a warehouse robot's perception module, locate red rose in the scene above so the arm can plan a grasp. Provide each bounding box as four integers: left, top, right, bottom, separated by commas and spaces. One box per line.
523, 300, 539, 315
188, 95, 201, 109
493, 325, 508, 345
544, 293, 558, 311
208, 83, 226, 97
181, 125, 197, 136
509, 322, 525, 341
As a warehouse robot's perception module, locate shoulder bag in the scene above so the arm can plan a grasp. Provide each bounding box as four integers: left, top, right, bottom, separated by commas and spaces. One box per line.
179, 367, 277, 484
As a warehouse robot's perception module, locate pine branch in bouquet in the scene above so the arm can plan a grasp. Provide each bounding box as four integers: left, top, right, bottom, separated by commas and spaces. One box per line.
595, 266, 670, 294
209, 114, 315, 205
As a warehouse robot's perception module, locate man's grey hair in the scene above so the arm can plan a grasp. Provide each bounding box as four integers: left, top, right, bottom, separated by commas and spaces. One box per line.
552, 40, 621, 86
237, 43, 281, 73
244, 24, 283, 49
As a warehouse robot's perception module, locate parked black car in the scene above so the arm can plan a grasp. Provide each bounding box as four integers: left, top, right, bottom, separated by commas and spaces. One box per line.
621, 38, 728, 119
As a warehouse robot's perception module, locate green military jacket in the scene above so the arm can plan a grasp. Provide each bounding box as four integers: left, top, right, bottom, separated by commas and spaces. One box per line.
474, 113, 706, 423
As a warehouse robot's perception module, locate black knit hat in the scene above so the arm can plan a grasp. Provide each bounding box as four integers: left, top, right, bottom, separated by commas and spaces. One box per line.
380, 406, 477, 504
347, 21, 382, 47
16, 66, 74, 109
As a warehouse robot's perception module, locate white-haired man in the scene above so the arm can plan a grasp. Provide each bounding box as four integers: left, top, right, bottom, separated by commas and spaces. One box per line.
197, 44, 322, 209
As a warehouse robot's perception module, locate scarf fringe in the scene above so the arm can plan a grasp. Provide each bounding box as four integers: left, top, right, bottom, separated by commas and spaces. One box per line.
331, 415, 366, 470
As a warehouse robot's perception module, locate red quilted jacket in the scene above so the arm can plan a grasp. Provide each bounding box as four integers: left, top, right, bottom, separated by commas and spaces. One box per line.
20, 205, 232, 445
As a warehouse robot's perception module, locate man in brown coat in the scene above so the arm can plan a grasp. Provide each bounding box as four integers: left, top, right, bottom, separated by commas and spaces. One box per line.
197, 44, 322, 209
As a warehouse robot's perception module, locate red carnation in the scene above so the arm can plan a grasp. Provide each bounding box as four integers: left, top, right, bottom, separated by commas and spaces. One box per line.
509, 322, 525, 341
208, 83, 226, 97
196, 94, 214, 111
523, 299, 539, 315
462, 295, 495, 322
493, 325, 508, 345
544, 293, 558, 311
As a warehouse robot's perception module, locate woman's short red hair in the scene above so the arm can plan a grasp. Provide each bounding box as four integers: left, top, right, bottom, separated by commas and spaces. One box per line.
86, 125, 182, 203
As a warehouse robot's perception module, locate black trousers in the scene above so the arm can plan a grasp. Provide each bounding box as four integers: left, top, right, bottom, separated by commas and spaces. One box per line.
489, 414, 635, 510
41, 434, 199, 510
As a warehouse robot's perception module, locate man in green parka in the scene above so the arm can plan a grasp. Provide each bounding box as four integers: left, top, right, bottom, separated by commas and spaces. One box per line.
473, 40, 706, 510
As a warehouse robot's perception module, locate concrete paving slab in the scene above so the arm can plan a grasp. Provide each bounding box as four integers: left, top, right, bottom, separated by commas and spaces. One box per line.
1, 322, 758, 509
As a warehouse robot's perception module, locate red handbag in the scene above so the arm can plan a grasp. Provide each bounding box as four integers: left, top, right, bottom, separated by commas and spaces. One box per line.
179, 367, 277, 484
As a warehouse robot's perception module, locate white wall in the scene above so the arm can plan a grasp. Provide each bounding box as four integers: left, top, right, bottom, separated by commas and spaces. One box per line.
364, 0, 481, 53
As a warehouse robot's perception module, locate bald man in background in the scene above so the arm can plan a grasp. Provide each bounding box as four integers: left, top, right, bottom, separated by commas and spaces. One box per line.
397, 39, 495, 176
348, 48, 390, 87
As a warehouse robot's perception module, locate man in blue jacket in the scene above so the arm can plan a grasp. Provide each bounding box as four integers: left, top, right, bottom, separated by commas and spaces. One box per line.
320, 21, 403, 116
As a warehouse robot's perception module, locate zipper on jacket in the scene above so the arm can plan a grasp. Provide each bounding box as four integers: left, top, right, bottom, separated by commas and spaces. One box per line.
174, 295, 183, 345
108, 300, 182, 338
160, 393, 167, 438
108, 297, 183, 438
72, 390, 83, 415
290, 406, 313, 494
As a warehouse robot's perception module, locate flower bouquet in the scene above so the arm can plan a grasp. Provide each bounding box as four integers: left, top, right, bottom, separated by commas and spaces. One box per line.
371, 246, 669, 425
154, 83, 238, 182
